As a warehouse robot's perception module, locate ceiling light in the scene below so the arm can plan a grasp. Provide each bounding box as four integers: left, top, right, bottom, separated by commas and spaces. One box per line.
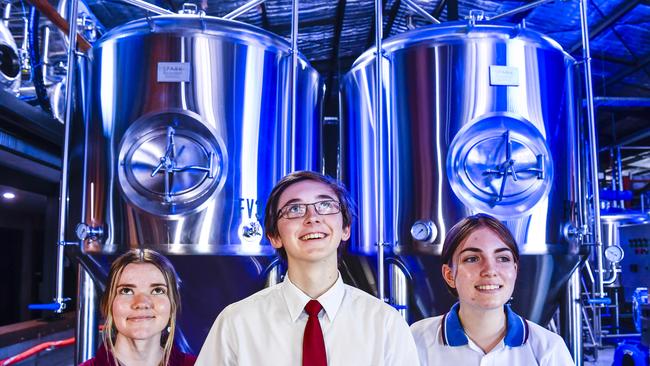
2, 192, 15, 200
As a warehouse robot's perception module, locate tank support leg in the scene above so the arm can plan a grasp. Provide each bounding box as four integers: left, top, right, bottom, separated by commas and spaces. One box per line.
562, 269, 583, 366
75, 266, 99, 364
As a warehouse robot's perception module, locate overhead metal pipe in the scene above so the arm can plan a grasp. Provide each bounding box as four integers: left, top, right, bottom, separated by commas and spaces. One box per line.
588, 97, 650, 108
487, 0, 557, 21
401, 0, 440, 24
579, 0, 605, 298
223, 0, 265, 20
117, 0, 172, 15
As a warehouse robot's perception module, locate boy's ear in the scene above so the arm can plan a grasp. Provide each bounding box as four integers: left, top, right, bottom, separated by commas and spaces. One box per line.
269, 235, 283, 249
341, 225, 351, 241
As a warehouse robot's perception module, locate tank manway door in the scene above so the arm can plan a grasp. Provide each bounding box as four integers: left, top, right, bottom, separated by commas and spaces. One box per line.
118, 110, 226, 216
447, 114, 553, 218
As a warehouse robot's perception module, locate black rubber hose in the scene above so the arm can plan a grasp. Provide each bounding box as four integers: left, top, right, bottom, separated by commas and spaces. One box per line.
28, 6, 52, 114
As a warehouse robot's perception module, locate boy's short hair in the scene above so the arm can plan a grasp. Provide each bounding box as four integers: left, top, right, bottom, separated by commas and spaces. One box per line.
264, 171, 355, 261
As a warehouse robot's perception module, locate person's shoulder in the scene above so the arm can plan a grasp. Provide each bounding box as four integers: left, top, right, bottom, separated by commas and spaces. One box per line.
343, 284, 391, 307
343, 284, 402, 314
411, 314, 443, 331
525, 320, 568, 350
170, 344, 198, 366
179, 351, 198, 366
410, 314, 444, 339
525, 320, 574, 365
78, 358, 99, 366
220, 283, 283, 316
526, 320, 562, 340
342, 284, 415, 329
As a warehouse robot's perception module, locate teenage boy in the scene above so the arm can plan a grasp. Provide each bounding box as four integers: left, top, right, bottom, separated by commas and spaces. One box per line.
195, 171, 419, 366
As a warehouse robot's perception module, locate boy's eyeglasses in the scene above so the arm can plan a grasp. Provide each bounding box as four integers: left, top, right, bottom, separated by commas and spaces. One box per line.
277, 200, 341, 219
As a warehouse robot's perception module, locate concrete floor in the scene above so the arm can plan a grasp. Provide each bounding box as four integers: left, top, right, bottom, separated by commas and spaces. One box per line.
584, 345, 616, 366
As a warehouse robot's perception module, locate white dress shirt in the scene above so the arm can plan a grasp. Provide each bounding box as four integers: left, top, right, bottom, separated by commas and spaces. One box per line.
410, 302, 574, 366
195, 273, 419, 366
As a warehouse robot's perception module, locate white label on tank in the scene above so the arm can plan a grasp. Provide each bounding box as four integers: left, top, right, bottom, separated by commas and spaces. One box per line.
157, 62, 190, 82
489, 65, 519, 86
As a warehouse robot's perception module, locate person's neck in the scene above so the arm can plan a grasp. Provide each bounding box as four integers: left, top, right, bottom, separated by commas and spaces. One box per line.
287, 260, 339, 299
113, 334, 164, 366
458, 304, 507, 354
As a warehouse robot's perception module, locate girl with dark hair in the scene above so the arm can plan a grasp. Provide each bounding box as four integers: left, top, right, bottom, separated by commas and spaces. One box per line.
80, 249, 196, 366
411, 214, 573, 365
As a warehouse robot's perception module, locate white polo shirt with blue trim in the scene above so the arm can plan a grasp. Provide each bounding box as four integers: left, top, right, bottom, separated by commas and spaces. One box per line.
410, 303, 574, 366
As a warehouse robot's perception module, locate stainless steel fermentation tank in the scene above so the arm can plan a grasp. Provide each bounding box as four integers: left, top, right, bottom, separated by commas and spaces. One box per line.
71, 14, 323, 352
340, 21, 584, 324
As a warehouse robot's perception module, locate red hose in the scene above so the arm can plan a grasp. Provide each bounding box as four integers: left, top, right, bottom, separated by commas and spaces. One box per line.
0, 337, 75, 366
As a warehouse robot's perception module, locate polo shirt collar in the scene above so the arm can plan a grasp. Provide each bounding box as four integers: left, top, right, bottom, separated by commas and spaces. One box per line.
282, 272, 345, 323
442, 302, 529, 347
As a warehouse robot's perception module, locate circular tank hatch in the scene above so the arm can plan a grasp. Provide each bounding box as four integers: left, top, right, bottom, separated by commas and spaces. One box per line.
118, 110, 226, 216
447, 113, 553, 218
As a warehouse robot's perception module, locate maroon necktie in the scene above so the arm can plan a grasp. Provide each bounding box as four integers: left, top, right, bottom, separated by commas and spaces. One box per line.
303, 300, 327, 366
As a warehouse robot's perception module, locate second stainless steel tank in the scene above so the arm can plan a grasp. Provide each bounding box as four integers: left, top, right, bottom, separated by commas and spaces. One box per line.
340, 21, 583, 323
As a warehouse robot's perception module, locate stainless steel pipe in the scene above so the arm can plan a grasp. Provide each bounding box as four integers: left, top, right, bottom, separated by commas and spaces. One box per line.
223, 0, 265, 20
53, 0, 80, 314
117, 0, 172, 15
488, 0, 557, 21
75, 268, 98, 364
579, 0, 605, 298
290, 0, 299, 173
374, 0, 386, 303
564, 270, 583, 366
401, 0, 440, 24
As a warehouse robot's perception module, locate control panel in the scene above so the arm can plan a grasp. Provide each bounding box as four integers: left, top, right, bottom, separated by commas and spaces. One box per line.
619, 222, 650, 300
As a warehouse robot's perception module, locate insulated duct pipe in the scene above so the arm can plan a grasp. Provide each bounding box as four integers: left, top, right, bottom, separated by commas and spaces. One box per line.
25, 0, 90, 51
28, 6, 52, 114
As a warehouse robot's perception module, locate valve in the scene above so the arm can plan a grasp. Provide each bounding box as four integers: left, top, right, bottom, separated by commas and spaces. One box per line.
75, 223, 104, 241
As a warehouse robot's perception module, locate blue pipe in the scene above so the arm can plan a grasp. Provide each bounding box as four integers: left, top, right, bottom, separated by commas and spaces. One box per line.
28, 302, 63, 311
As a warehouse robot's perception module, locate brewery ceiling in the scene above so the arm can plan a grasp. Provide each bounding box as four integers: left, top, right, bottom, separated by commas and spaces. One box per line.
83, 0, 650, 172
3, 0, 650, 178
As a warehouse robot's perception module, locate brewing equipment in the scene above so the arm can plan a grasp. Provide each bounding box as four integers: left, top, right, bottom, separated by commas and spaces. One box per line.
619, 221, 650, 298
340, 19, 583, 324
0, 20, 20, 93
71, 13, 323, 352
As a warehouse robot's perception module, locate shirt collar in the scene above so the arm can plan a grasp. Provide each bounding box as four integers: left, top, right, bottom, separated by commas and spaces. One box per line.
442, 302, 529, 347
282, 272, 345, 323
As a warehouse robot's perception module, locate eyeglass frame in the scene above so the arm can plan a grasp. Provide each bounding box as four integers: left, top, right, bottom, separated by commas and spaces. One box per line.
276, 200, 342, 220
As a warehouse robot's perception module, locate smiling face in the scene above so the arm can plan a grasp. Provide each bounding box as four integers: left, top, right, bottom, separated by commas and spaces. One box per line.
269, 179, 350, 267
112, 263, 171, 343
442, 227, 518, 312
